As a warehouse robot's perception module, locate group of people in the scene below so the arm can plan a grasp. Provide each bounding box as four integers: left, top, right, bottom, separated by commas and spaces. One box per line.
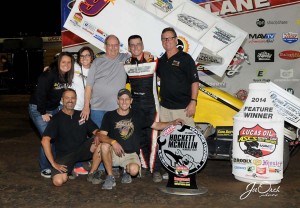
29, 27, 200, 189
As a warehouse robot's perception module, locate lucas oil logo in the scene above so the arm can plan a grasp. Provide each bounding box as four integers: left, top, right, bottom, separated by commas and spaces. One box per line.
157, 125, 208, 176
237, 124, 278, 158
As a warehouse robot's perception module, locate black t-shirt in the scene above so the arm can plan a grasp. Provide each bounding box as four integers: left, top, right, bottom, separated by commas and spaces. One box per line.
100, 110, 152, 154
157, 50, 199, 109
43, 110, 98, 157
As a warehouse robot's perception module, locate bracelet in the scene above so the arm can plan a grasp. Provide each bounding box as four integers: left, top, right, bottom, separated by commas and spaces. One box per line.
191, 99, 197, 104
111, 140, 117, 145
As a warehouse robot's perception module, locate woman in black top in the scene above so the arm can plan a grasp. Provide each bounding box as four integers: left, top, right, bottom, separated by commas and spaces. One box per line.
28, 52, 74, 178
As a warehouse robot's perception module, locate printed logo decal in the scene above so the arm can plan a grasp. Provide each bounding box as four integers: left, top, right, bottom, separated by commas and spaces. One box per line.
238, 124, 278, 158
177, 36, 190, 53
226, 47, 250, 77
278, 50, 300, 60
255, 50, 274, 62
79, 0, 111, 17
282, 32, 298, 44
157, 125, 208, 176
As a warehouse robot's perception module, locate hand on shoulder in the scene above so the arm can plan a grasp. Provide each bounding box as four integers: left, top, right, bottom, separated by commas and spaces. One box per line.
143, 51, 153, 61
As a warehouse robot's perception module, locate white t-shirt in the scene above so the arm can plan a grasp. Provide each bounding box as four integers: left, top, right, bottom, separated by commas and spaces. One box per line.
71, 62, 90, 110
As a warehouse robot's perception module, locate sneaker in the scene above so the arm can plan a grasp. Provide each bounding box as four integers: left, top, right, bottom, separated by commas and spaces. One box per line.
73, 167, 89, 175
121, 172, 132, 184
41, 169, 51, 179
87, 170, 104, 184
162, 172, 169, 180
82, 161, 92, 172
102, 175, 116, 190
140, 168, 151, 178
152, 172, 162, 183
112, 167, 120, 178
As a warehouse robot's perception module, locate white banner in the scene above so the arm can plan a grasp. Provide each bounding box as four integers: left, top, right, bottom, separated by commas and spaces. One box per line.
63, 0, 246, 76
64, 0, 203, 59
196, 0, 300, 99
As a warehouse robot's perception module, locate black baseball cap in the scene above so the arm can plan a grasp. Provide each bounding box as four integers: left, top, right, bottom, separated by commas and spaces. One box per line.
117, 88, 132, 98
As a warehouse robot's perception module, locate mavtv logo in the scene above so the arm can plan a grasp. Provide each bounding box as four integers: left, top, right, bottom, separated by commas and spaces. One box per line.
249, 33, 276, 39
248, 33, 275, 43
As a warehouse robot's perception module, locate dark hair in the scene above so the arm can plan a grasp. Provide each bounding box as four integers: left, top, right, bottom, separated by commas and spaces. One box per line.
48, 52, 74, 86
161, 27, 177, 38
62, 88, 77, 97
104, 34, 120, 45
76, 46, 94, 65
128, 35, 142, 45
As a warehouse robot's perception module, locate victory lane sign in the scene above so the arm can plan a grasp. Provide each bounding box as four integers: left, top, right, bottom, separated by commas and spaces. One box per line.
157, 124, 208, 195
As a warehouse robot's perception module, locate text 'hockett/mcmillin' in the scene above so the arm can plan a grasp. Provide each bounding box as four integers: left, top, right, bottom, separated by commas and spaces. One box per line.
168, 134, 198, 150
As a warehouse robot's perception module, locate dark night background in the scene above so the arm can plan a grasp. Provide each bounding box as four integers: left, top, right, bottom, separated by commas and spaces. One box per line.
0, 1, 61, 37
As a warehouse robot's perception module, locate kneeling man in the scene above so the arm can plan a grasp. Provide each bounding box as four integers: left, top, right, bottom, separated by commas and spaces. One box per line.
88, 88, 184, 190
41, 88, 100, 186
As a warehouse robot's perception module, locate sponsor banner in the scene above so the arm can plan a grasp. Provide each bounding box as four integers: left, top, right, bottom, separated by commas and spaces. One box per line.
63, 0, 247, 77
196, 1, 300, 99
61, 0, 300, 99
196, 0, 300, 17
64, 0, 203, 58
233, 83, 284, 183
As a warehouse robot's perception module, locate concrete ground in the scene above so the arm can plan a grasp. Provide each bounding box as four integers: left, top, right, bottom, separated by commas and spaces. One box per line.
0, 95, 299, 208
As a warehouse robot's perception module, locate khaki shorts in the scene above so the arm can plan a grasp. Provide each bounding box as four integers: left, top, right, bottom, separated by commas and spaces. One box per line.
112, 150, 141, 169
160, 106, 195, 127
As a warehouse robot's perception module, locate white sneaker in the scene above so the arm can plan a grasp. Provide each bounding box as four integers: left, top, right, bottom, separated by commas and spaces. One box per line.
41, 169, 51, 179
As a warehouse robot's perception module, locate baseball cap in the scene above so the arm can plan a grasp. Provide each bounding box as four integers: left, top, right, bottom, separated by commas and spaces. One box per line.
117, 88, 132, 98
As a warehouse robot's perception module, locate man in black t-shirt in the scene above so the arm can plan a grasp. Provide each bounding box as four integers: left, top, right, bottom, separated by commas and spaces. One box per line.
41, 88, 101, 187
88, 88, 184, 190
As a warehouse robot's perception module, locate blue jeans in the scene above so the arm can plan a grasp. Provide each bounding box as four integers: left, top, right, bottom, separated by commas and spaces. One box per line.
91, 110, 107, 128
28, 104, 59, 171
91, 109, 107, 171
